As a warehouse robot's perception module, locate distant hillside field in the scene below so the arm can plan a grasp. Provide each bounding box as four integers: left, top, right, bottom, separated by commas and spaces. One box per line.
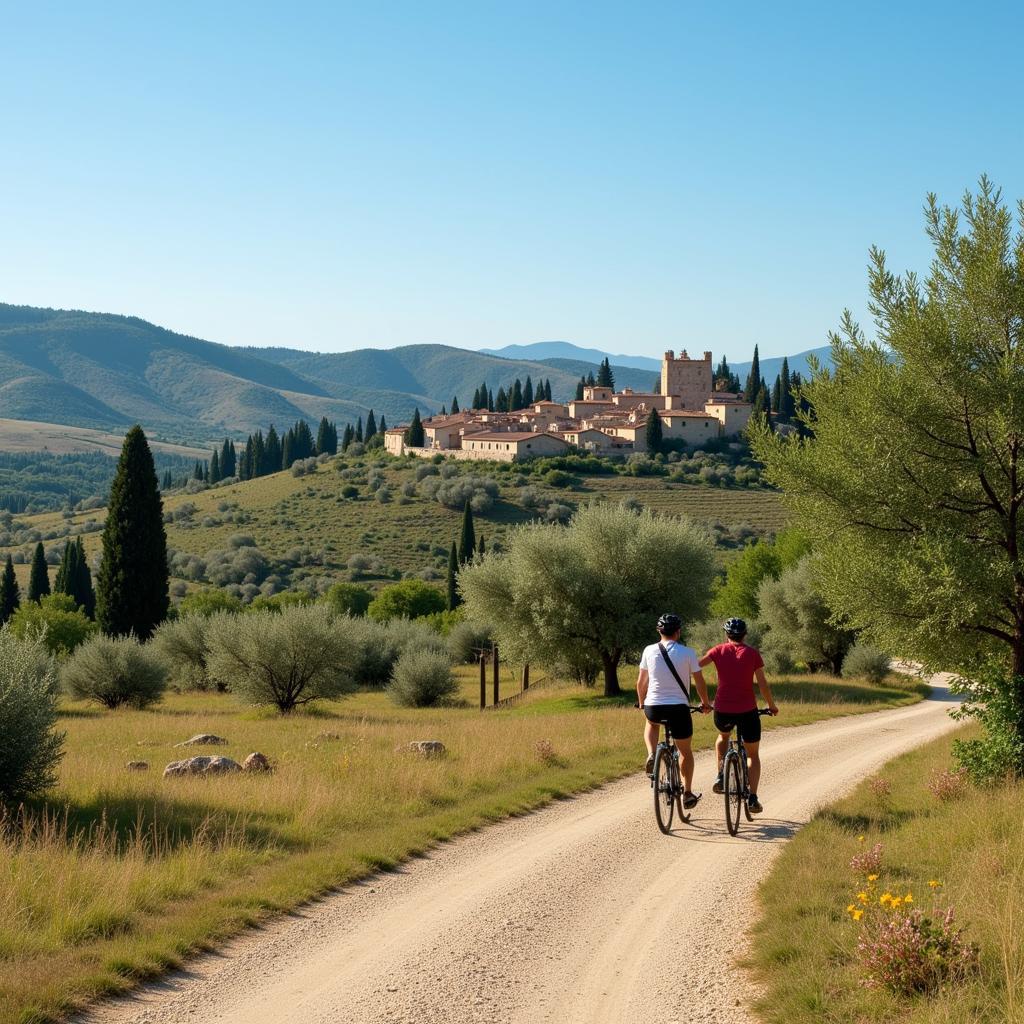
0, 417, 207, 458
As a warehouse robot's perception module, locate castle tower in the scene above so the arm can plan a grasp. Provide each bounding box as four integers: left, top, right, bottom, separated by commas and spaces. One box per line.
661, 349, 713, 409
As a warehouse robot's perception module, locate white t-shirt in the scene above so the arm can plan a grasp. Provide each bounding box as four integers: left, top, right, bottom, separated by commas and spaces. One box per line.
640, 640, 700, 706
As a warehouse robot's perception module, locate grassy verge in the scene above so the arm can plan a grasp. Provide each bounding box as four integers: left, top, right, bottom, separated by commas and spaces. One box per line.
749, 723, 1024, 1023
1, 670, 923, 1024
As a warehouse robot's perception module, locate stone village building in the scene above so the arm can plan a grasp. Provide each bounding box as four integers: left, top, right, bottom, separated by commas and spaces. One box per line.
384, 349, 752, 462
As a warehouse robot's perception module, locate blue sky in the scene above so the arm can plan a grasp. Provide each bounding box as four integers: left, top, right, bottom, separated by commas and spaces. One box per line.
1, 2, 1022, 362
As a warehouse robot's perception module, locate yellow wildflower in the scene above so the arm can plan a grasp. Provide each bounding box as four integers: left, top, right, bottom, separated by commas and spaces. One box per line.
852, 909, 864, 921
890, 897, 903, 909
880, 892, 893, 905
857, 835, 865, 842
904, 893, 914, 903
867, 873, 879, 882
857, 892, 868, 904
928, 880, 942, 889
846, 904, 856, 914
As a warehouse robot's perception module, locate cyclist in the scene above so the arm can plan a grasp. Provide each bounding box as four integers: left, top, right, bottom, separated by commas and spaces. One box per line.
699, 617, 778, 815
637, 612, 712, 810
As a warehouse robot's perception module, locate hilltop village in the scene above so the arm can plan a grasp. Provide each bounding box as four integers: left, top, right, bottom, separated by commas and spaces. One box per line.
385, 350, 753, 462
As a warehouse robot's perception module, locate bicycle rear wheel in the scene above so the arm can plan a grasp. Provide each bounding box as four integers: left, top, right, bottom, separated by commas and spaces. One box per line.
724, 752, 743, 836
671, 754, 686, 822
653, 746, 675, 834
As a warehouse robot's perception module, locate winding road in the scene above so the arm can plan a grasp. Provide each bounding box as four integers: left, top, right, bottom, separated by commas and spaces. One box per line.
80, 679, 958, 1024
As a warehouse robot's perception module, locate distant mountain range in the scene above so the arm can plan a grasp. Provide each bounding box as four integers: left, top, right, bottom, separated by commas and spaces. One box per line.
0, 304, 831, 444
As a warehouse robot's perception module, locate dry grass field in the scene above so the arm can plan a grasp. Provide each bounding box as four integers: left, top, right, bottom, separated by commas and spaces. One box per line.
0, 419, 207, 459
0, 669, 924, 1024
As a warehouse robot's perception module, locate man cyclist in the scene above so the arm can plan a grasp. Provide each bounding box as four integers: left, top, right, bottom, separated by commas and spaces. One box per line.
637, 612, 712, 810
699, 617, 778, 815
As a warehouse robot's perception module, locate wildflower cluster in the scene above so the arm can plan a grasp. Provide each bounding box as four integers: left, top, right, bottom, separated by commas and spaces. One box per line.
927, 766, 969, 802
843, 843, 978, 995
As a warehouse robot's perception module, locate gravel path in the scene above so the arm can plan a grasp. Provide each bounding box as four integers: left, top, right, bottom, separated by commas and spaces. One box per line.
79, 679, 958, 1024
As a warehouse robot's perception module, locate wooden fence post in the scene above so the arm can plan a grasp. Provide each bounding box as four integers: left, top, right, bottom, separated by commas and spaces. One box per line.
479, 651, 486, 709
492, 643, 499, 705
522, 663, 530, 692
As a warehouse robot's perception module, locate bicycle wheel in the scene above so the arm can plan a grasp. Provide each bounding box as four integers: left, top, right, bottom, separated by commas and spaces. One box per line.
724, 751, 743, 836
653, 746, 675, 834
671, 752, 686, 822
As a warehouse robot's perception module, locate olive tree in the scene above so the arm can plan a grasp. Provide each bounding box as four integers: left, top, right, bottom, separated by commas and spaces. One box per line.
751, 180, 1024, 770
152, 613, 221, 691
206, 604, 357, 712
62, 634, 167, 709
459, 502, 715, 696
0, 627, 64, 800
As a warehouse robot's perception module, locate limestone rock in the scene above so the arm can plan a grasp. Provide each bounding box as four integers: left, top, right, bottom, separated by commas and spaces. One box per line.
395, 740, 446, 757
126, 761, 149, 771
242, 752, 272, 773
163, 755, 242, 778
175, 734, 229, 747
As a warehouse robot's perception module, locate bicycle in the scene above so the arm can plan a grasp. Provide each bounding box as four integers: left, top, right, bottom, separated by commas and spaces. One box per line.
651, 719, 690, 834
722, 707, 773, 836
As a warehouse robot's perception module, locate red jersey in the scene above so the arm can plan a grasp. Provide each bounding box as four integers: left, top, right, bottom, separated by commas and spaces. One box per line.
706, 642, 764, 713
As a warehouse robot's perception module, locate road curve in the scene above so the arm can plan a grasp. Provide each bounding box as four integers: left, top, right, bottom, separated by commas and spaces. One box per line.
79, 681, 959, 1024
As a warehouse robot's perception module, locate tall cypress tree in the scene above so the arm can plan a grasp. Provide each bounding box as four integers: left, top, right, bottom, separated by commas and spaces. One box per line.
471, 386, 481, 409
451, 395, 460, 414
354, 417, 363, 443
495, 386, 507, 412
365, 410, 377, 441
645, 407, 663, 454
446, 541, 460, 611
779, 356, 793, 421
744, 345, 762, 402
264, 425, 282, 474
54, 540, 78, 597
252, 431, 266, 477
28, 542, 50, 602
487, 388, 495, 411
74, 536, 95, 618
458, 500, 476, 564
96, 425, 169, 639
281, 431, 294, 470
0, 554, 19, 625
209, 449, 221, 483
478, 534, 486, 557
523, 377, 533, 407
575, 377, 585, 401
341, 423, 354, 451
405, 408, 425, 447
378, 415, 386, 434
510, 379, 523, 411
772, 374, 782, 416
597, 357, 615, 389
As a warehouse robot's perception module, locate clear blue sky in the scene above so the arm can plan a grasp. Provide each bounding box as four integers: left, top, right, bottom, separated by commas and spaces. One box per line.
2, 2, 1021, 362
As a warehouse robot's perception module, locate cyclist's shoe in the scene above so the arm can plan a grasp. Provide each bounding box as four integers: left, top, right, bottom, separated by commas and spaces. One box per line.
747, 794, 764, 814
645, 753, 655, 776
683, 790, 702, 810
712, 773, 724, 794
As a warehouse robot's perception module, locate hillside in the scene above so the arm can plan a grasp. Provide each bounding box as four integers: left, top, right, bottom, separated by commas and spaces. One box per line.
0, 305, 661, 441
481, 341, 662, 372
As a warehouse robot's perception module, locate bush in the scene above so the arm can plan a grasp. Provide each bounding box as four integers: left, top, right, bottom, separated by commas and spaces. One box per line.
344, 615, 402, 686
153, 615, 220, 691
205, 605, 357, 713
951, 664, 1024, 782
842, 643, 890, 684
322, 582, 372, 617
62, 635, 168, 709
387, 648, 457, 707
340, 484, 359, 499
7, 593, 97, 656
367, 579, 446, 622
543, 469, 574, 488
176, 589, 244, 617
448, 620, 494, 663
0, 628, 64, 800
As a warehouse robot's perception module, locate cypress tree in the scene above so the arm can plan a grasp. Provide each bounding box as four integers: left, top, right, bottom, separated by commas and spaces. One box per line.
355, 417, 363, 443
405, 408, 425, 447
575, 378, 585, 401
779, 356, 793, 420
54, 540, 78, 596
487, 388, 495, 411
597, 357, 614, 389
446, 541, 460, 611
28, 542, 50, 602
645, 407, 663, 454
378, 415, 386, 434
220, 438, 232, 477
478, 534, 485, 557
458, 500, 476, 564
209, 449, 221, 483
341, 423, 354, 451
0, 554, 19, 625
546, 379, 553, 401
193, 460, 204, 481
510, 379, 523, 411
161, 469, 172, 490
471, 386, 480, 409
495, 386, 507, 411
264, 425, 282, 474
586, 371, 596, 387
451, 395, 460, 414
523, 377, 534, 407
772, 374, 782, 417
365, 410, 377, 441
74, 537, 95, 618
744, 345, 761, 401
96, 425, 169, 639
281, 431, 294, 470
252, 431, 266, 477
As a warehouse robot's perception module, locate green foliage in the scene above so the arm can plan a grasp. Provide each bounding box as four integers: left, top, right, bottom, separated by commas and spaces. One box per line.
459, 502, 715, 696
8, 593, 97, 656
644, 406, 663, 454
205, 605, 357, 712
0, 627, 64, 800
458, 500, 476, 563
343, 615, 402, 687
951, 665, 1024, 782
62, 634, 168, 709
387, 648, 457, 707
686, 616, 763, 656
96, 426, 169, 639
446, 541, 459, 611
152, 615, 219, 691
448, 619, 494, 663
322, 582, 372, 617
176, 589, 244, 617
27, 542, 50, 602
841, 643, 891, 684
757, 557, 852, 674
54, 537, 95, 618
367, 579, 446, 622
543, 469, 574, 488
0, 554, 19, 625
710, 529, 811, 619
405, 408, 425, 448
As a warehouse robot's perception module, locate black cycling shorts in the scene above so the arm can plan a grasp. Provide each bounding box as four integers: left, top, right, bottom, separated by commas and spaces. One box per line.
714, 709, 762, 743
644, 703, 693, 740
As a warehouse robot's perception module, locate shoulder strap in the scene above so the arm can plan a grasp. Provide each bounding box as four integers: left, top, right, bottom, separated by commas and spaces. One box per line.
658, 642, 690, 700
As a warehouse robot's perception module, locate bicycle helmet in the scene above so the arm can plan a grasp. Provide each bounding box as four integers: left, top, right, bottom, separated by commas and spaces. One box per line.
724, 617, 747, 639
657, 613, 682, 635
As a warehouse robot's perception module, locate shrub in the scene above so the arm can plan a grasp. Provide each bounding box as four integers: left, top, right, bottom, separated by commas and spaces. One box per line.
340, 484, 359, 499
448, 620, 494, 663
951, 664, 1024, 781
176, 589, 244, 617
345, 615, 402, 686
376, 486, 392, 503
206, 605, 357, 713
62, 634, 168, 709
322, 582, 372, 617
367, 579, 446, 622
543, 469, 574, 488
153, 615, 219, 691
387, 648, 457, 707
7, 593, 97, 656
842, 643, 890, 684
0, 628, 64, 800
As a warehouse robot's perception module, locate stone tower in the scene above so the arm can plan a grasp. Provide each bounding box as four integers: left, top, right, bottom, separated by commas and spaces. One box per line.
660, 350, 713, 409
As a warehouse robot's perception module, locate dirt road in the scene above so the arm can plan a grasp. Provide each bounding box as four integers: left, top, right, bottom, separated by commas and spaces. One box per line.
81, 681, 958, 1024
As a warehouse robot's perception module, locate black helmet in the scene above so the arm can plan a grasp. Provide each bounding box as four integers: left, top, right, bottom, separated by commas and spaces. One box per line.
657, 613, 682, 635
724, 617, 747, 639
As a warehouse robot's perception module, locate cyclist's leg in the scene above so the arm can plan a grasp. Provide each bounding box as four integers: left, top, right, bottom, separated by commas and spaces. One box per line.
712, 711, 734, 791
673, 736, 694, 792
644, 718, 660, 756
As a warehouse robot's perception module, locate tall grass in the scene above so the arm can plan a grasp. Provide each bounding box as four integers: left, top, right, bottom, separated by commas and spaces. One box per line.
0, 669, 922, 1024
749, 724, 1024, 1023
